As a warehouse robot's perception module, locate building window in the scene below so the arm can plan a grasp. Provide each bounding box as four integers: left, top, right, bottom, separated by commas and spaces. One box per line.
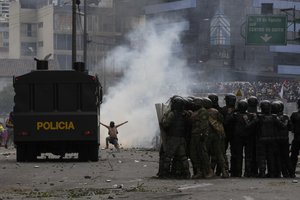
54, 34, 72, 50
21, 42, 37, 56
3, 31, 9, 39
38, 22, 43, 28
54, 14, 72, 32
38, 41, 43, 47
21, 23, 37, 37
56, 54, 72, 69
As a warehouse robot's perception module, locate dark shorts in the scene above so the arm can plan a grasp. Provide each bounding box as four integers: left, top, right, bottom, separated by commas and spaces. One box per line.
108, 137, 118, 145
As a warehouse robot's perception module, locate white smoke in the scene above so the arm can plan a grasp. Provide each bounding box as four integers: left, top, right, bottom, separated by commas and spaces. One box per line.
99, 18, 195, 148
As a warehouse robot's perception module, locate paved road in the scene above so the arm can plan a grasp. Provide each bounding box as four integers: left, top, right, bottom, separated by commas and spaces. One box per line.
0, 147, 299, 200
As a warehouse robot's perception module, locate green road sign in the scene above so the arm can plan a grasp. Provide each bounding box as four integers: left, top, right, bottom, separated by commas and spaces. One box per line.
246, 15, 287, 45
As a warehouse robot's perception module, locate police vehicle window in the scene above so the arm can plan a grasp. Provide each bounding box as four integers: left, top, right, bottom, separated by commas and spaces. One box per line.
58, 83, 77, 111
34, 84, 54, 112
81, 83, 97, 111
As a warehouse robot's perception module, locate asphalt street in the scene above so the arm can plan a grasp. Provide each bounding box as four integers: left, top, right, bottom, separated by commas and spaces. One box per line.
0, 147, 299, 200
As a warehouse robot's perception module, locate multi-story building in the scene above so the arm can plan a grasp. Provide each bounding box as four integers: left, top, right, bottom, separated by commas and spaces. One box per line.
5, 0, 300, 81
8, 0, 119, 70
0, 0, 10, 17
251, 0, 300, 77
145, 0, 216, 66
143, 0, 300, 80
0, 0, 10, 58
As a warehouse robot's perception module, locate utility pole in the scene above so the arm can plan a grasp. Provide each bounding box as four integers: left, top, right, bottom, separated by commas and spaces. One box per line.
72, 0, 77, 68
84, 0, 87, 67
281, 6, 299, 42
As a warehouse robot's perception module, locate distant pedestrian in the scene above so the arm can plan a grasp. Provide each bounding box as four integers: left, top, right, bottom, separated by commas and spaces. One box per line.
0, 123, 8, 148
5, 112, 14, 148
100, 121, 128, 150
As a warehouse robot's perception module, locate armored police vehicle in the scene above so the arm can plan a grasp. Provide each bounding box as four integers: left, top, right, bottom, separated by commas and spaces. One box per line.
13, 60, 102, 162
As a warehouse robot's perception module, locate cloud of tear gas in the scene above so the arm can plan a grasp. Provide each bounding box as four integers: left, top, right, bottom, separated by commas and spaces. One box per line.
99, 18, 195, 148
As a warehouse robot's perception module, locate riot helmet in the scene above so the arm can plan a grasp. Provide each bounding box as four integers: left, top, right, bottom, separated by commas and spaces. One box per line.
237, 99, 248, 113
277, 100, 284, 113
208, 94, 219, 108
170, 95, 185, 111
271, 101, 281, 114
185, 96, 195, 111
247, 96, 258, 107
260, 100, 271, 114
192, 97, 203, 110
202, 97, 212, 109
224, 93, 236, 107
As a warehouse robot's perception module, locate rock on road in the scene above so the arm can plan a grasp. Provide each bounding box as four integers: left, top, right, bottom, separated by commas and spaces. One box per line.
0, 147, 300, 200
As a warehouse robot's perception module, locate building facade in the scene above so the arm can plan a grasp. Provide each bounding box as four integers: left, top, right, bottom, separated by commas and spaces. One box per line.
8, 0, 119, 70
5, 0, 300, 81
0, 0, 10, 58
143, 0, 300, 80
252, 0, 300, 76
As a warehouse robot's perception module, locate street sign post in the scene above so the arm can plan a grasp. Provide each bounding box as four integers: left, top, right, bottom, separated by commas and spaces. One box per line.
246, 15, 287, 45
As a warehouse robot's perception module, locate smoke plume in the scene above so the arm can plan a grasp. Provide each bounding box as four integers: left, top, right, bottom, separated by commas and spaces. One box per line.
99, 18, 195, 148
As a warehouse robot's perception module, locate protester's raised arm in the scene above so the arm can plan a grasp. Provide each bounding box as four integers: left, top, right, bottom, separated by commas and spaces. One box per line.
116, 121, 128, 128
100, 122, 109, 128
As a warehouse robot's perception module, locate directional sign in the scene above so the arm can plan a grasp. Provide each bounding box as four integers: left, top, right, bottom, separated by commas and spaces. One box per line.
246, 15, 287, 45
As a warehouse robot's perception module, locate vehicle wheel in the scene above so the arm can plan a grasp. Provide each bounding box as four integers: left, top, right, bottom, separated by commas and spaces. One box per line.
26, 145, 37, 162
89, 144, 99, 162
16, 143, 26, 162
78, 148, 88, 162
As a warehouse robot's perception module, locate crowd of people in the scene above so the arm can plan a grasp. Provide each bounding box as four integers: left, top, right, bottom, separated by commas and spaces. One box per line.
192, 80, 300, 102
157, 94, 300, 179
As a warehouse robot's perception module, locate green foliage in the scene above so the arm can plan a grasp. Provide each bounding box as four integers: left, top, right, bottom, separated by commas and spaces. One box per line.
0, 84, 14, 115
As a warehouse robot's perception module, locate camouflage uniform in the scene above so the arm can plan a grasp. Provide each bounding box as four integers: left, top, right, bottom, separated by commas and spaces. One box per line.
189, 107, 211, 178
200, 97, 229, 178
206, 103, 229, 178
208, 94, 224, 176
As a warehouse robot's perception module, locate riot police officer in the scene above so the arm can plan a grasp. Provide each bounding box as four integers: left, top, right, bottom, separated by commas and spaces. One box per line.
208, 93, 222, 112
188, 97, 212, 178
205, 97, 229, 178
221, 93, 237, 175
290, 99, 300, 176
247, 96, 259, 177
272, 101, 295, 178
255, 100, 285, 178
208, 93, 222, 175
159, 96, 190, 179
227, 99, 251, 177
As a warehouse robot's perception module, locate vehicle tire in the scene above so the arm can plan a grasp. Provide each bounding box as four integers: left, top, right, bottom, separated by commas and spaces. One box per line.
78, 148, 88, 162
89, 144, 99, 162
26, 145, 37, 162
16, 143, 26, 162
